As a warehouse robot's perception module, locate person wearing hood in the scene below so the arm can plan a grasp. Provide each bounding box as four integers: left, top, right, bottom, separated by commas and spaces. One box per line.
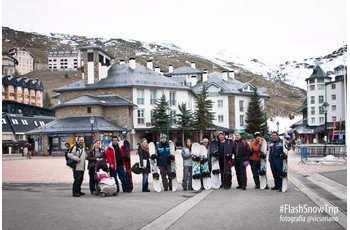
156, 134, 172, 191
105, 136, 126, 193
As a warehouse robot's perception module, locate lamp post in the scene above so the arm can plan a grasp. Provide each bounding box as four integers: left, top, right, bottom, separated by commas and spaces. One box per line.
90, 116, 95, 148
322, 102, 329, 156
276, 121, 280, 134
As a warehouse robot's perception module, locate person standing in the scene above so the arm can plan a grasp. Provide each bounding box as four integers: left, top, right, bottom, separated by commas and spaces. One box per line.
217, 132, 226, 185
181, 138, 193, 191
202, 138, 210, 172
105, 136, 127, 193
269, 131, 287, 191
138, 138, 151, 192
87, 140, 105, 195
156, 134, 172, 191
249, 132, 268, 189
232, 133, 251, 190
68, 136, 87, 197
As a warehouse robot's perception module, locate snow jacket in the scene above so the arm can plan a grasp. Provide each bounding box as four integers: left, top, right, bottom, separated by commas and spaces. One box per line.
250, 138, 267, 162
67, 144, 87, 171
232, 139, 252, 162
156, 141, 171, 167
181, 147, 192, 167
105, 142, 125, 170
138, 145, 150, 173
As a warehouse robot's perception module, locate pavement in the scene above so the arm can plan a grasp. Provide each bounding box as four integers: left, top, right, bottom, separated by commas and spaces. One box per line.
2, 148, 348, 230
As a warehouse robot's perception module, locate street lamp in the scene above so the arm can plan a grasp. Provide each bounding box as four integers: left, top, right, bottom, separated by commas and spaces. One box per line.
322, 102, 329, 142
276, 121, 280, 134
90, 116, 95, 147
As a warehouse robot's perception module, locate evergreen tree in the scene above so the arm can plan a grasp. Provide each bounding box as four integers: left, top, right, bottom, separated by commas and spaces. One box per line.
43, 91, 53, 109
151, 93, 170, 137
177, 102, 194, 145
194, 86, 215, 141
245, 87, 268, 136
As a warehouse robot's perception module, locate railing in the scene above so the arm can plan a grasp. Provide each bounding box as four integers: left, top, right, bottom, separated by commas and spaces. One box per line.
295, 144, 347, 158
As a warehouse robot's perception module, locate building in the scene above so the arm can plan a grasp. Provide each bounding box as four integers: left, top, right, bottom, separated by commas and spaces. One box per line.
2, 75, 44, 107
293, 65, 346, 144
2, 52, 19, 76
48, 50, 80, 71
9, 47, 34, 75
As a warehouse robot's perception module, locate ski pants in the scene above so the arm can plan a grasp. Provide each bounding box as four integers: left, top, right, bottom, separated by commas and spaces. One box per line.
159, 165, 172, 190
234, 160, 247, 187
269, 156, 283, 189
182, 165, 192, 190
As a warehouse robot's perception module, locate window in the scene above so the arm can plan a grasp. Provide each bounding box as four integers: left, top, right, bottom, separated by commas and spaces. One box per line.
218, 115, 224, 123
317, 84, 324, 90
138, 109, 145, 124
332, 105, 336, 111
318, 96, 324, 104
310, 96, 315, 104
11, 119, 19, 125
87, 53, 94, 62
21, 119, 28, 125
217, 100, 223, 108
39, 121, 45, 126
239, 100, 244, 112
311, 107, 315, 115
2, 118, 7, 124
319, 117, 324, 123
310, 85, 315, 91
87, 107, 92, 113
150, 91, 157, 105
331, 84, 336, 89
309, 79, 315, 84
137, 90, 144, 104
317, 78, 324, 83
240, 115, 244, 126
170, 110, 177, 125
331, 95, 336, 100
169, 91, 176, 107
34, 121, 39, 126
319, 106, 325, 114
311, 118, 315, 124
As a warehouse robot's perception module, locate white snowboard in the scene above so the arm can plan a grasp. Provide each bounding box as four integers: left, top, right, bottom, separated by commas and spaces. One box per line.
259, 159, 267, 190
169, 141, 178, 192
191, 142, 202, 191
200, 145, 211, 190
209, 140, 221, 189
149, 142, 161, 192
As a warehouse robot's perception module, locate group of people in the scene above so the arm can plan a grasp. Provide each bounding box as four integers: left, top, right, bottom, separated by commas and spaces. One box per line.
66, 131, 289, 197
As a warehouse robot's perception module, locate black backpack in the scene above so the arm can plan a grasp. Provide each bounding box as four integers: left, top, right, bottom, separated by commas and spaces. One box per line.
65, 145, 80, 169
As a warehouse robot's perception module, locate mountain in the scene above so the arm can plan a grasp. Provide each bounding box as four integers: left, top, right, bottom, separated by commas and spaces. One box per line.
4, 26, 344, 120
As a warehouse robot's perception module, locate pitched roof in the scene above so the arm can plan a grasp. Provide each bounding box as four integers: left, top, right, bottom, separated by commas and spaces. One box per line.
50, 94, 136, 110
54, 63, 191, 92
25, 116, 124, 135
165, 67, 203, 75
3, 113, 55, 133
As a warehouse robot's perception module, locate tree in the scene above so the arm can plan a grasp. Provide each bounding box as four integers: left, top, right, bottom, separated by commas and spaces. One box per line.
194, 86, 215, 141
151, 93, 170, 137
245, 87, 268, 136
43, 91, 53, 109
176, 102, 194, 145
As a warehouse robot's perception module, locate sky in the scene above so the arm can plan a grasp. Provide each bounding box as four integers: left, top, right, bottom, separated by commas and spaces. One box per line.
2, 0, 347, 64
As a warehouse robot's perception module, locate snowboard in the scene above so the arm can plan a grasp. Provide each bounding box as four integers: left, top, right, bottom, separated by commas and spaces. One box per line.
149, 142, 161, 192
191, 142, 202, 191
281, 140, 289, 192
259, 158, 267, 190
200, 144, 211, 190
123, 140, 133, 193
223, 139, 233, 189
209, 140, 221, 189
169, 141, 178, 192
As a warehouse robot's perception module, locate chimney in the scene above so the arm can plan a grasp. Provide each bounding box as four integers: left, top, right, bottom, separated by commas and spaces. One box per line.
120, 59, 125, 65
169, 64, 173, 73
129, 57, 136, 70
190, 61, 196, 69
228, 70, 235, 79
222, 71, 228, 81
202, 69, 208, 82
155, 66, 161, 73
147, 60, 153, 70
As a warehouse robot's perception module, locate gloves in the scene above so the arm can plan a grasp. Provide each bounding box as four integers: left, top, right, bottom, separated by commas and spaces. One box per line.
225, 153, 232, 160
281, 153, 288, 160
260, 152, 266, 159
168, 154, 175, 161
150, 154, 157, 160
243, 161, 249, 167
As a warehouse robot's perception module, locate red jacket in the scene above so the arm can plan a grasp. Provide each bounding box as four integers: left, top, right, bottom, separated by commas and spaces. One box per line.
105, 143, 125, 170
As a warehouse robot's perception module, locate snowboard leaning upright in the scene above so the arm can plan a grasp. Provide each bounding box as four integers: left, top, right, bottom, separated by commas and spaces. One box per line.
200, 144, 211, 190
209, 140, 221, 189
169, 141, 178, 192
223, 139, 234, 189
191, 142, 202, 191
149, 142, 161, 192
123, 140, 133, 193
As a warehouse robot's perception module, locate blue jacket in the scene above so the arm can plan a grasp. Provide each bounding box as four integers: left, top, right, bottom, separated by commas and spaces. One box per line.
157, 141, 171, 166
269, 138, 284, 159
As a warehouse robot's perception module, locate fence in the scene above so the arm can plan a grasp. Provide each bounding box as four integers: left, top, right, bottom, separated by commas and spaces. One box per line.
295, 144, 347, 158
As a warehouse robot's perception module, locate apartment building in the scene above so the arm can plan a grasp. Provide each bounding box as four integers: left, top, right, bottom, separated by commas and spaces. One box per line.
9, 47, 34, 75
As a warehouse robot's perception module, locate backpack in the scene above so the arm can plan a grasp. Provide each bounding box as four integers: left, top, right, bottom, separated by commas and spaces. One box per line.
65, 145, 80, 169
